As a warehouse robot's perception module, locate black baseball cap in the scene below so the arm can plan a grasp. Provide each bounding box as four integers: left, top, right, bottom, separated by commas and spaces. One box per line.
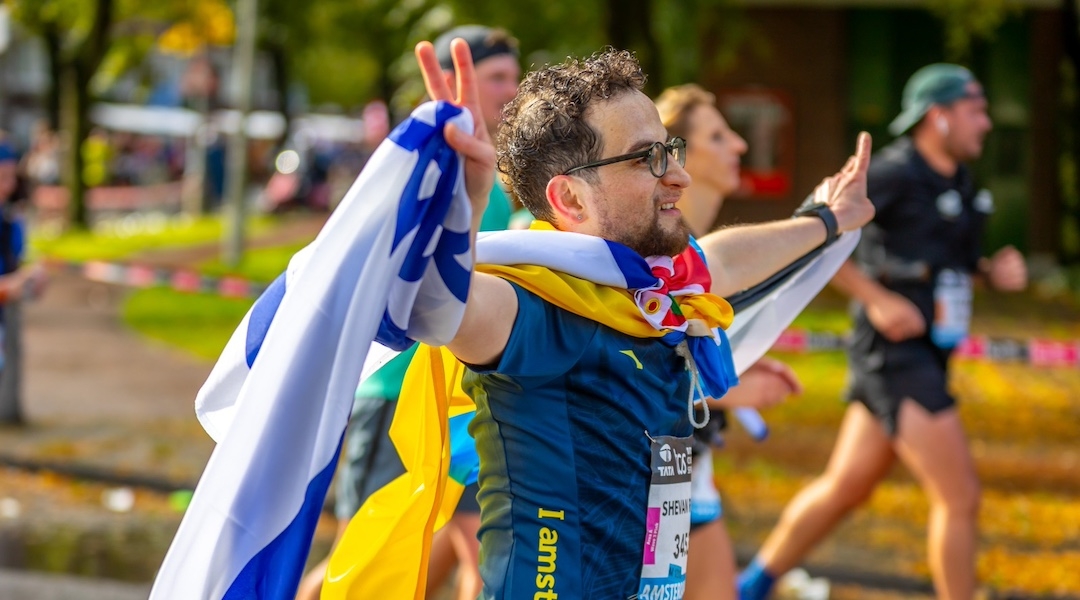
888, 63, 981, 136
433, 25, 519, 71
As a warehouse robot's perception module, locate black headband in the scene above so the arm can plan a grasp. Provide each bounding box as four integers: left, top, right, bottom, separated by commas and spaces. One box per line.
434, 26, 519, 71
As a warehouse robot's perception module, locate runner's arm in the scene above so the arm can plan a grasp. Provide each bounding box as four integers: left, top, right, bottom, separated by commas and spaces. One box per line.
447, 273, 518, 367
696, 218, 831, 297
697, 133, 874, 296
832, 260, 925, 342
415, 39, 519, 366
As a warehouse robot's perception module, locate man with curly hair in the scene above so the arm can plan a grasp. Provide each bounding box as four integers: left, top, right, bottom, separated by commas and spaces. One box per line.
415, 39, 874, 599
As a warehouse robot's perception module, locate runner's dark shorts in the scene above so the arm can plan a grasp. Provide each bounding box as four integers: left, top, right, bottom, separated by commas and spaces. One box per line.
845, 334, 956, 436
336, 396, 481, 518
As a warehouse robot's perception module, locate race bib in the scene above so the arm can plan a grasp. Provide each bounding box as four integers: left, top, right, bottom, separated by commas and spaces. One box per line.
931, 268, 972, 349
638, 434, 692, 600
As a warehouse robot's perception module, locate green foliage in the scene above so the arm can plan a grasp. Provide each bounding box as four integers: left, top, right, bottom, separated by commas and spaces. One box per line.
295, 45, 381, 108
198, 240, 305, 282
121, 238, 300, 359
8, 0, 60, 32
30, 215, 272, 262
926, 0, 1020, 61
265, 0, 441, 112
9, 0, 86, 46
122, 287, 252, 360
651, 0, 758, 88
436, 0, 604, 60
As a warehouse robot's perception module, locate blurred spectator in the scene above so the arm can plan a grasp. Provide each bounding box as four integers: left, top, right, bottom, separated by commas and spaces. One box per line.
22, 121, 61, 188
113, 134, 178, 186
328, 100, 391, 210
81, 128, 113, 188
0, 142, 48, 368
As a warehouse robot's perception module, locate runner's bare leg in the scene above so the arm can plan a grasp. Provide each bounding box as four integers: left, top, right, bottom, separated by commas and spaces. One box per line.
756, 402, 895, 574
894, 402, 979, 600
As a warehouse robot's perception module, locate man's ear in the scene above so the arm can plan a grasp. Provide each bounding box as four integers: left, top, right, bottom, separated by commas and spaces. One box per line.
546, 175, 587, 224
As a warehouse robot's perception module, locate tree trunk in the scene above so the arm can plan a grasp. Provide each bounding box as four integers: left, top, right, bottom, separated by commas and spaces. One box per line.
376, 36, 396, 112
267, 42, 291, 142
1064, 0, 1080, 263
224, 0, 260, 267
182, 91, 211, 216
56, 0, 115, 230
60, 64, 91, 230
43, 25, 63, 131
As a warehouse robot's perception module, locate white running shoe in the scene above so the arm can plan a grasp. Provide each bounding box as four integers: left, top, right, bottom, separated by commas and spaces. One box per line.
776, 567, 831, 600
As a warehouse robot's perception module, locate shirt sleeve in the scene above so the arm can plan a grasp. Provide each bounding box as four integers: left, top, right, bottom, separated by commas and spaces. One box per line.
10, 218, 25, 263
473, 282, 595, 382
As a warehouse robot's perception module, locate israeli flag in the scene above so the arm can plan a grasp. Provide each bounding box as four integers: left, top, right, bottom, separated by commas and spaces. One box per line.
149, 101, 474, 599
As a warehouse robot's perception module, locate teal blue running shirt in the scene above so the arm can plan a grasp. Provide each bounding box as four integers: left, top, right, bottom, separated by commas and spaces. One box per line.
465, 283, 693, 599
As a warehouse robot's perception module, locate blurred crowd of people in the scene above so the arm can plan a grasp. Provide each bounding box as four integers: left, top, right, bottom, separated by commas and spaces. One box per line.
5, 103, 391, 217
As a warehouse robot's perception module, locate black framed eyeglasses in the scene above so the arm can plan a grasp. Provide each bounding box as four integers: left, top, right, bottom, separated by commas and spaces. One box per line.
563, 137, 687, 179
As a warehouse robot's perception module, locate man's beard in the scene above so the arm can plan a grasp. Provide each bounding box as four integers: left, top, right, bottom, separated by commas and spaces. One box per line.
599, 205, 691, 258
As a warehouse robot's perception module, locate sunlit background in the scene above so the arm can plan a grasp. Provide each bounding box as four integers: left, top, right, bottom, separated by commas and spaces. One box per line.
0, 0, 1077, 598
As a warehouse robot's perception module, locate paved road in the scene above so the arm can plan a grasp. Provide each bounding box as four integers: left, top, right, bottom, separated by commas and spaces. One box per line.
22, 270, 210, 424
0, 215, 330, 588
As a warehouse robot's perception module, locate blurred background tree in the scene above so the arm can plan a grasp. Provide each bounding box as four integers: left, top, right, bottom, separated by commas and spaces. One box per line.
10, 0, 114, 229
4, 0, 1072, 272
7, 0, 235, 229
928, 0, 1020, 62
1062, 0, 1080, 266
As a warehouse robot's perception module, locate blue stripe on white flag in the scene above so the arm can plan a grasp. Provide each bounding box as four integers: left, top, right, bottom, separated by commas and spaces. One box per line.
245, 273, 286, 368
222, 435, 343, 599
433, 230, 472, 302
153, 101, 474, 600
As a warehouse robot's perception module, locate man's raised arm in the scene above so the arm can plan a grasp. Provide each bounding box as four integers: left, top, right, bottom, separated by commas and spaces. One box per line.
415, 38, 518, 366
696, 132, 874, 297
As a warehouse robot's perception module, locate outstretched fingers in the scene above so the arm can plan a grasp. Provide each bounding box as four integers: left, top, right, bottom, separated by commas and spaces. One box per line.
853, 131, 872, 176
450, 39, 488, 142
814, 177, 833, 206
834, 131, 872, 195
414, 36, 496, 212
415, 41, 453, 102
416, 38, 487, 143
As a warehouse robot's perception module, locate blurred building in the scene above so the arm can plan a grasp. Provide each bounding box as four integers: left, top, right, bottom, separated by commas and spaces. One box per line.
0, 25, 287, 149
0, 14, 50, 149
703, 0, 1064, 259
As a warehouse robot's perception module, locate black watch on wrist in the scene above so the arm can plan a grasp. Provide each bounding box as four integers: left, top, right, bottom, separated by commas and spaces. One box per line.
793, 201, 839, 246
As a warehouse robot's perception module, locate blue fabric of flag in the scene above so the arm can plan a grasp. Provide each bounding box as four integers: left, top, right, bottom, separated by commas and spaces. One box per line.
245, 274, 286, 368
150, 100, 474, 600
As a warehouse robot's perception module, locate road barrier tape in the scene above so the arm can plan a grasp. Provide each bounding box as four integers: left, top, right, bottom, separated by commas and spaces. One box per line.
773, 328, 1080, 368
49, 257, 1080, 368
46, 257, 268, 300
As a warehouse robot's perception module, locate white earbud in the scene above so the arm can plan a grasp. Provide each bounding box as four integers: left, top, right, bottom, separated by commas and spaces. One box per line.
936, 116, 949, 136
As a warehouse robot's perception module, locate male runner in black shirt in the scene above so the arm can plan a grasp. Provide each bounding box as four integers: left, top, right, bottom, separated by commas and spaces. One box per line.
739, 64, 1026, 600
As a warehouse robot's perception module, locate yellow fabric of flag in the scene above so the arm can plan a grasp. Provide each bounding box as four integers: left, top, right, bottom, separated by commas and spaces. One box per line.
322, 236, 733, 599
323, 344, 469, 599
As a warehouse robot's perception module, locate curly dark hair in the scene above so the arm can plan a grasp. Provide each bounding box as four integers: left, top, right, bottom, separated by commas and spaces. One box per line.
495, 48, 646, 223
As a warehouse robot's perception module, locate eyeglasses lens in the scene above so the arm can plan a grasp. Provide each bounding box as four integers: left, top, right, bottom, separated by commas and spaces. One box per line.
672, 138, 686, 167
649, 142, 667, 178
